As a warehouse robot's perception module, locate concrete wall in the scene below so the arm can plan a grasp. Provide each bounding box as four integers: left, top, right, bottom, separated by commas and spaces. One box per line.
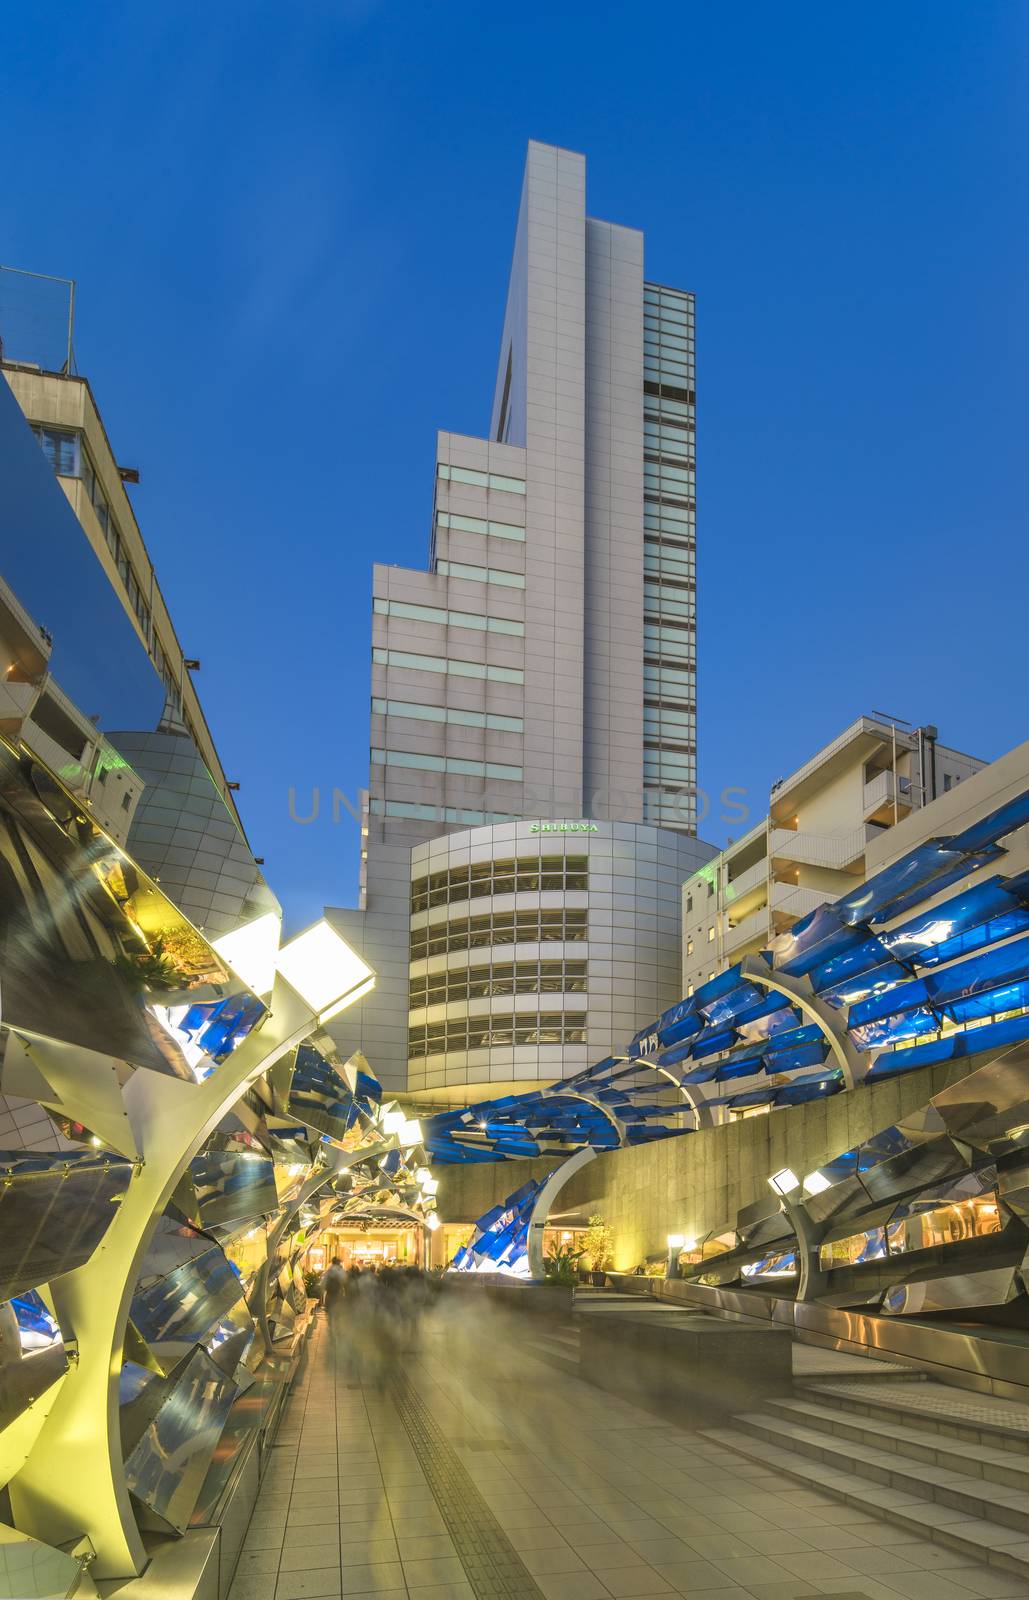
434, 1055, 979, 1267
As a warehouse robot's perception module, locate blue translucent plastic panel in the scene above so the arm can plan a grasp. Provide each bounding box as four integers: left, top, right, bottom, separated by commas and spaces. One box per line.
736, 1002, 800, 1042
810, 935, 893, 996
870, 851, 1003, 925
769, 905, 868, 976
819, 961, 912, 1010
917, 910, 1029, 970
884, 876, 1026, 962
876, 1012, 1026, 1071
681, 1060, 725, 1085
691, 1025, 739, 1060
852, 934, 1029, 1029
689, 965, 745, 1013
834, 843, 966, 927
700, 980, 765, 1028
765, 1039, 829, 1075
715, 1087, 777, 1109
949, 788, 1029, 854
851, 1007, 940, 1051
774, 1070, 844, 1105
946, 977, 1029, 1025
714, 1052, 767, 1082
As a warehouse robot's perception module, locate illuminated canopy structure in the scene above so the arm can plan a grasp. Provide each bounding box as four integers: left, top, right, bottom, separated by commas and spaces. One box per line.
0, 738, 405, 1591
443, 788, 1029, 1285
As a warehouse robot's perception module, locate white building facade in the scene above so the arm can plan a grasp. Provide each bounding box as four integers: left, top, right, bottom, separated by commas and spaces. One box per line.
327, 142, 713, 1098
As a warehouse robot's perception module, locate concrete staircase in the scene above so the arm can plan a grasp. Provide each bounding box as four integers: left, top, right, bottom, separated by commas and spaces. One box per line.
705, 1375, 1029, 1579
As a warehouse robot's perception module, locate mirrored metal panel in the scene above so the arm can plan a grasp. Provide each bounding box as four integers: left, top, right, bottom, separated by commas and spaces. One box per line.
187, 1148, 279, 1229
0, 1149, 133, 1301
123, 1344, 237, 1534
0, 736, 266, 1079
129, 1245, 244, 1366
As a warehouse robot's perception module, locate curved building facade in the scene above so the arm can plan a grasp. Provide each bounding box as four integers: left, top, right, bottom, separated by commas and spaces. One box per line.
405, 820, 710, 1098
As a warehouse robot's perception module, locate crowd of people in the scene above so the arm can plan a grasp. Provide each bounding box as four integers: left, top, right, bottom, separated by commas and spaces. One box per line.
317, 1259, 435, 1384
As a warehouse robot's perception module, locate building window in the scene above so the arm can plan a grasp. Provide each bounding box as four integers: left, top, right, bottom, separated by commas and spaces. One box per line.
32, 425, 79, 476
372, 748, 522, 782
435, 511, 525, 543
437, 464, 526, 495
436, 560, 525, 589
708, 926, 715, 942
372, 647, 523, 685
411, 855, 588, 913
374, 597, 524, 636
371, 698, 523, 734
409, 959, 587, 1009
686, 939, 694, 955
409, 1011, 587, 1059
409, 907, 588, 961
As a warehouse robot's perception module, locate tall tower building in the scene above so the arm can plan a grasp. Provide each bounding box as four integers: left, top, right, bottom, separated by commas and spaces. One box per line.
328, 143, 712, 1100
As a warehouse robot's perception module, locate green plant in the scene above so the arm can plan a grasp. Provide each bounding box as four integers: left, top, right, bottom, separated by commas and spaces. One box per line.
302, 1267, 322, 1299
581, 1214, 614, 1272
543, 1242, 583, 1285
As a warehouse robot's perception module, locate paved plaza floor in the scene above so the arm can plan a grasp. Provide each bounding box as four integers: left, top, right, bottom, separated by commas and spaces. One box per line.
228, 1302, 1029, 1600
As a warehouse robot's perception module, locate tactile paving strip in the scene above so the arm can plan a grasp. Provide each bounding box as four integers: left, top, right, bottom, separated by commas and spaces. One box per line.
390, 1369, 546, 1600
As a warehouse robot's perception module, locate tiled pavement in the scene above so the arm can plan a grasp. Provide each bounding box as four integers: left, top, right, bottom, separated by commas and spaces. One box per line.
229, 1304, 1029, 1600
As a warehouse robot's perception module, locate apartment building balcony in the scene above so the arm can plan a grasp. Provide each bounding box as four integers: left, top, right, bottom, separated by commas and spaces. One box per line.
769, 823, 876, 873
863, 768, 914, 826
724, 905, 770, 957
770, 881, 832, 930
723, 855, 769, 920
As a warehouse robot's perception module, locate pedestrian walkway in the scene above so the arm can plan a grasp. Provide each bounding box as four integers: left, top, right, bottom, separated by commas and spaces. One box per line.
228, 1298, 1029, 1600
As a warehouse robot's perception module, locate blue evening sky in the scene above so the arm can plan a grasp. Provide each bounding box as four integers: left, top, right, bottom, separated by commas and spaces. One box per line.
3, 1, 1027, 932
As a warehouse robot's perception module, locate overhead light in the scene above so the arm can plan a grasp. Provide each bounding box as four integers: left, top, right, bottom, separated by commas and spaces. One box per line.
213, 911, 281, 997
768, 1168, 801, 1197
275, 921, 375, 1022
683, 1235, 697, 1252
425, 1212, 440, 1231
667, 1233, 685, 1249
802, 1170, 832, 1196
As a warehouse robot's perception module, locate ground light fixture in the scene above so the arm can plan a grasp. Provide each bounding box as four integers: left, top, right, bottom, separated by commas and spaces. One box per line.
768, 1167, 801, 1197
802, 1169, 832, 1196
425, 1212, 440, 1231
274, 920, 375, 1022
667, 1233, 685, 1249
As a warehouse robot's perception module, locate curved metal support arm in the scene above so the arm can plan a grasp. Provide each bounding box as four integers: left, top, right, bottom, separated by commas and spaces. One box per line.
8, 977, 320, 1582
739, 953, 867, 1090
527, 1146, 598, 1281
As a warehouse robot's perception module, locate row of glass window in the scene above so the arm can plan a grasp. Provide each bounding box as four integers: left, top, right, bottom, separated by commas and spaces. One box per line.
644, 704, 696, 736
371, 697, 523, 734
436, 511, 525, 542
372, 748, 522, 781
437, 464, 525, 494
32, 426, 188, 725
374, 597, 523, 636
645, 393, 695, 424
411, 855, 588, 911
644, 548, 695, 583
644, 583, 695, 622
369, 799, 518, 826
409, 1013, 588, 1058
645, 461, 696, 492
644, 751, 696, 781
644, 284, 694, 306
644, 665, 696, 702
372, 647, 524, 685
644, 629, 694, 665
645, 501, 694, 533
436, 559, 524, 589
645, 357, 692, 382
644, 333, 695, 358
409, 960, 588, 1009
410, 909, 588, 961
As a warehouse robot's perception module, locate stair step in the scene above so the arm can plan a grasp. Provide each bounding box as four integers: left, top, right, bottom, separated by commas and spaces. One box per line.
737, 1408, 1029, 1536
769, 1394, 1029, 1491
810, 1378, 1029, 1456
703, 1423, 1029, 1582
524, 1336, 579, 1374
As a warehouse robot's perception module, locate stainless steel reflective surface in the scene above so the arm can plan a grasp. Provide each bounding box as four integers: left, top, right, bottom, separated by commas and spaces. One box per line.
123, 1345, 237, 1534
130, 1246, 245, 1367
0, 1149, 134, 1300
187, 1148, 278, 1228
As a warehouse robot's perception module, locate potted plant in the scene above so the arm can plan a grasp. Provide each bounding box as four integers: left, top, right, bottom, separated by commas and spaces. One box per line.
543, 1242, 583, 1286
583, 1214, 614, 1287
